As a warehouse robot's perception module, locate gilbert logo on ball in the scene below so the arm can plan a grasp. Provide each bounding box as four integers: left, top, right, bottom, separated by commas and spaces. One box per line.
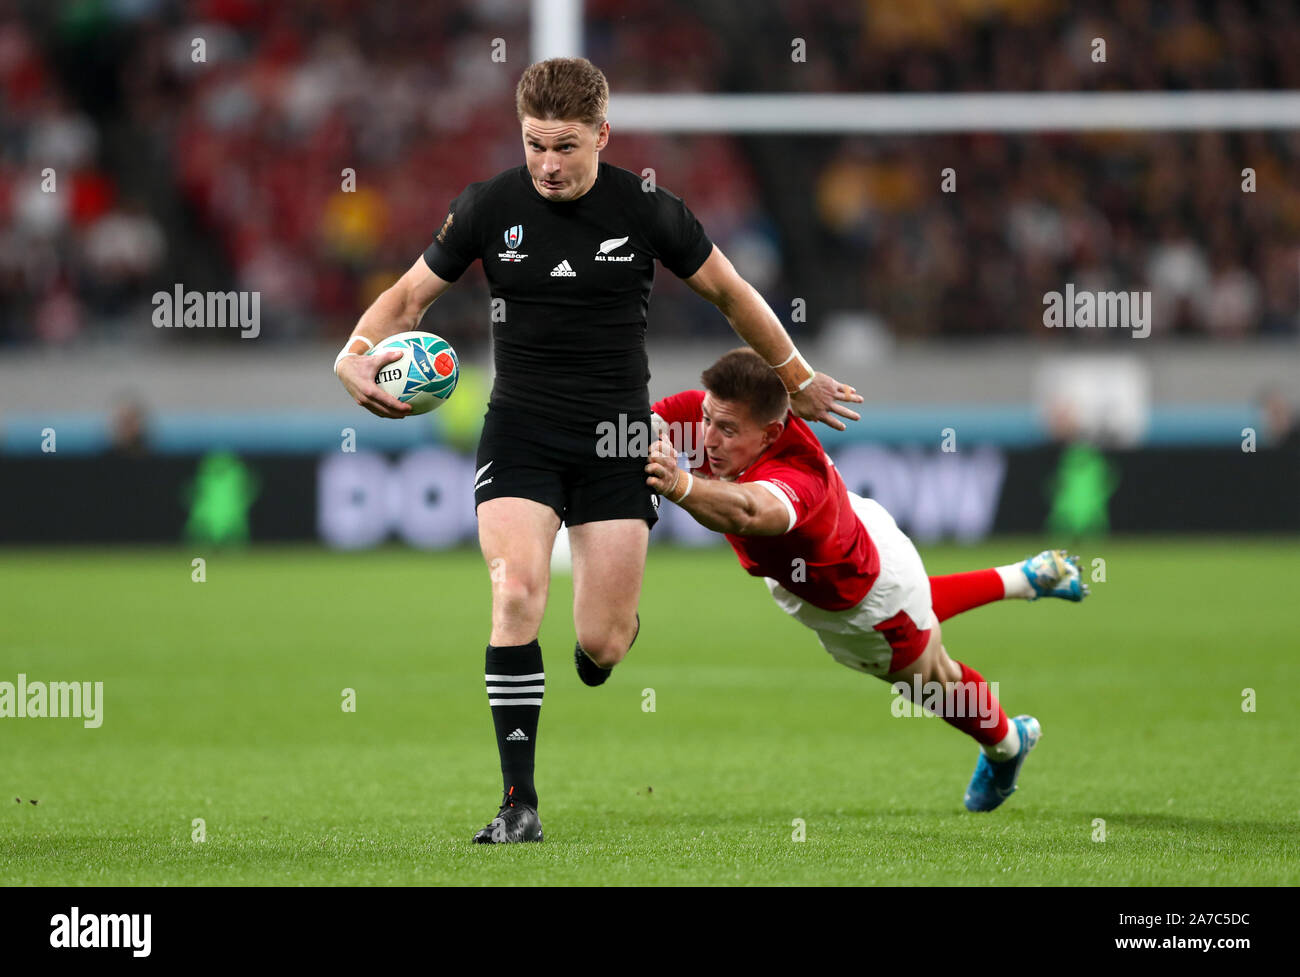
368, 331, 459, 415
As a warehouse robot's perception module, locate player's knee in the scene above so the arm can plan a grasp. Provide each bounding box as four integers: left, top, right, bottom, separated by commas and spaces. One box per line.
492, 574, 547, 625
578, 639, 625, 668
575, 619, 636, 667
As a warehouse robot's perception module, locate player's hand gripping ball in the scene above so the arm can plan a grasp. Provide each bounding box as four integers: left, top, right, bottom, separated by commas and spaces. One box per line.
367, 331, 459, 415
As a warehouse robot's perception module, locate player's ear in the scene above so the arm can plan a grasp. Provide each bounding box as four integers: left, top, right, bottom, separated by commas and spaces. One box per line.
762, 419, 784, 447
594, 120, 609, 151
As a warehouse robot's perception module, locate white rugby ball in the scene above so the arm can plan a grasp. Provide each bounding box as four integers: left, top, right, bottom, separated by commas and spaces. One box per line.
368, 331, 459, 416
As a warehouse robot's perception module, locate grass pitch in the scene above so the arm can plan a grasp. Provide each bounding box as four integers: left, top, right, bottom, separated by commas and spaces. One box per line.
2, 539, 1296, 885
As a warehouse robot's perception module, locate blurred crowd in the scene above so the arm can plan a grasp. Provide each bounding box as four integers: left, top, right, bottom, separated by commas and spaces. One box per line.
1, 0, 1297, 348
814, 129, 1300, 339
0, 4, 167, 344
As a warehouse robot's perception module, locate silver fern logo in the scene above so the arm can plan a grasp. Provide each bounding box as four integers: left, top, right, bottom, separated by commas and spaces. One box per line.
595, 235, 634, 262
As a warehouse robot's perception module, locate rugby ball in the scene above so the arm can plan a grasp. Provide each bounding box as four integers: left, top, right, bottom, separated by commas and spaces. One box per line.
368, 331, 459, 415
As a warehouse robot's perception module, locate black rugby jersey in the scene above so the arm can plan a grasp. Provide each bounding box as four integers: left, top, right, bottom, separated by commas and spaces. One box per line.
422, 162, 713, 428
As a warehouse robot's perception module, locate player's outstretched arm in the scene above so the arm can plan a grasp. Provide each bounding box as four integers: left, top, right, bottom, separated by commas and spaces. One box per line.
334, 255, 455, 419
645, 434, 789, 536
683, 246, 863, 431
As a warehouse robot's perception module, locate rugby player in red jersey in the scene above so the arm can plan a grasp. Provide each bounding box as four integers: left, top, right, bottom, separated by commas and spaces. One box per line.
643, 349, 1088, 811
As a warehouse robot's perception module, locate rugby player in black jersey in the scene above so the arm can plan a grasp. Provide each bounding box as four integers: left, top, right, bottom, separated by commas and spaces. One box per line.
335, 57, 862, 843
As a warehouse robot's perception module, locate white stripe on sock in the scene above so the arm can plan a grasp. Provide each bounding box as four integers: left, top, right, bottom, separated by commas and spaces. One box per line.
488, 698, 544, 706
484, 672, 546, 682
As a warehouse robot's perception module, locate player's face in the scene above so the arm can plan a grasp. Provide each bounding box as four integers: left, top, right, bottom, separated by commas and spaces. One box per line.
701, 393, 782, 479
521, 117, 609, 201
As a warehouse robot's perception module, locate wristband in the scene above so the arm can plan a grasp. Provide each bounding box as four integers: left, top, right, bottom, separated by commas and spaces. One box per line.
333, 334, 375, 374
772, 348, 815, 394
666, 470, 693, 503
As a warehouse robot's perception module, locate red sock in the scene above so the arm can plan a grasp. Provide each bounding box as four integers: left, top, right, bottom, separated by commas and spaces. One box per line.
929, 569, 1004, 623
932, 662, 1009, 746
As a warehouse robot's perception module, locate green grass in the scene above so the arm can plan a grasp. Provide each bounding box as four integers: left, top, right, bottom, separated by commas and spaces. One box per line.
1, 539, 1297, 885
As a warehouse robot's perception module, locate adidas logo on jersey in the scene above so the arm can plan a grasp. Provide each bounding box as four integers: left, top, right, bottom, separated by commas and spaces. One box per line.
550, 260, 577, 277
506, 728, 529, 741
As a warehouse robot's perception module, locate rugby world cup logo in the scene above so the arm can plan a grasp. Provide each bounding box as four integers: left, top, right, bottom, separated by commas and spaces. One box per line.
411, 341, 433, 379
400, 336, 459, 400
505, 225, 523, 249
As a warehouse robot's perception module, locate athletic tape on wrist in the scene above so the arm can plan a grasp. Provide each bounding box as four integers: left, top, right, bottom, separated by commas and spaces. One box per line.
668, 471, 693, 503
772, 349, 800, 368
333, 334, 375, 373
772, 348, 815, 394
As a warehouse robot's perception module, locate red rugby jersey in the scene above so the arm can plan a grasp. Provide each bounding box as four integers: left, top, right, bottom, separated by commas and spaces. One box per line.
652, 389, 878, 611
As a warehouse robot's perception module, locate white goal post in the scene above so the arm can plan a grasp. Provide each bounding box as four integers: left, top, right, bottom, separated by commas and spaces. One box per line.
607, 92, 1300, 133
530, 0, 1300, 133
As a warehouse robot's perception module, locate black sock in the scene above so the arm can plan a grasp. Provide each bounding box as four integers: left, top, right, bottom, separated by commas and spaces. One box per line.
485, 641, 543, 809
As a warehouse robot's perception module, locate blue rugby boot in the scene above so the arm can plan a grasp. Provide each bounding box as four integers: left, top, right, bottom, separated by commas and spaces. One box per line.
964, 715, 1041, 812
1021, 550, 1088, 601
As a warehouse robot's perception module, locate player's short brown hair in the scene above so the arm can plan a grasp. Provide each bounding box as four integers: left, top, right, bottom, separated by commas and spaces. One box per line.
515, 57, 609, 128
701, 349, 791, 426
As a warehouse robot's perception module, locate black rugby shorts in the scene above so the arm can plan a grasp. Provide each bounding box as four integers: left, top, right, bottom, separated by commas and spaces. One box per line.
473, 408, 660, 528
